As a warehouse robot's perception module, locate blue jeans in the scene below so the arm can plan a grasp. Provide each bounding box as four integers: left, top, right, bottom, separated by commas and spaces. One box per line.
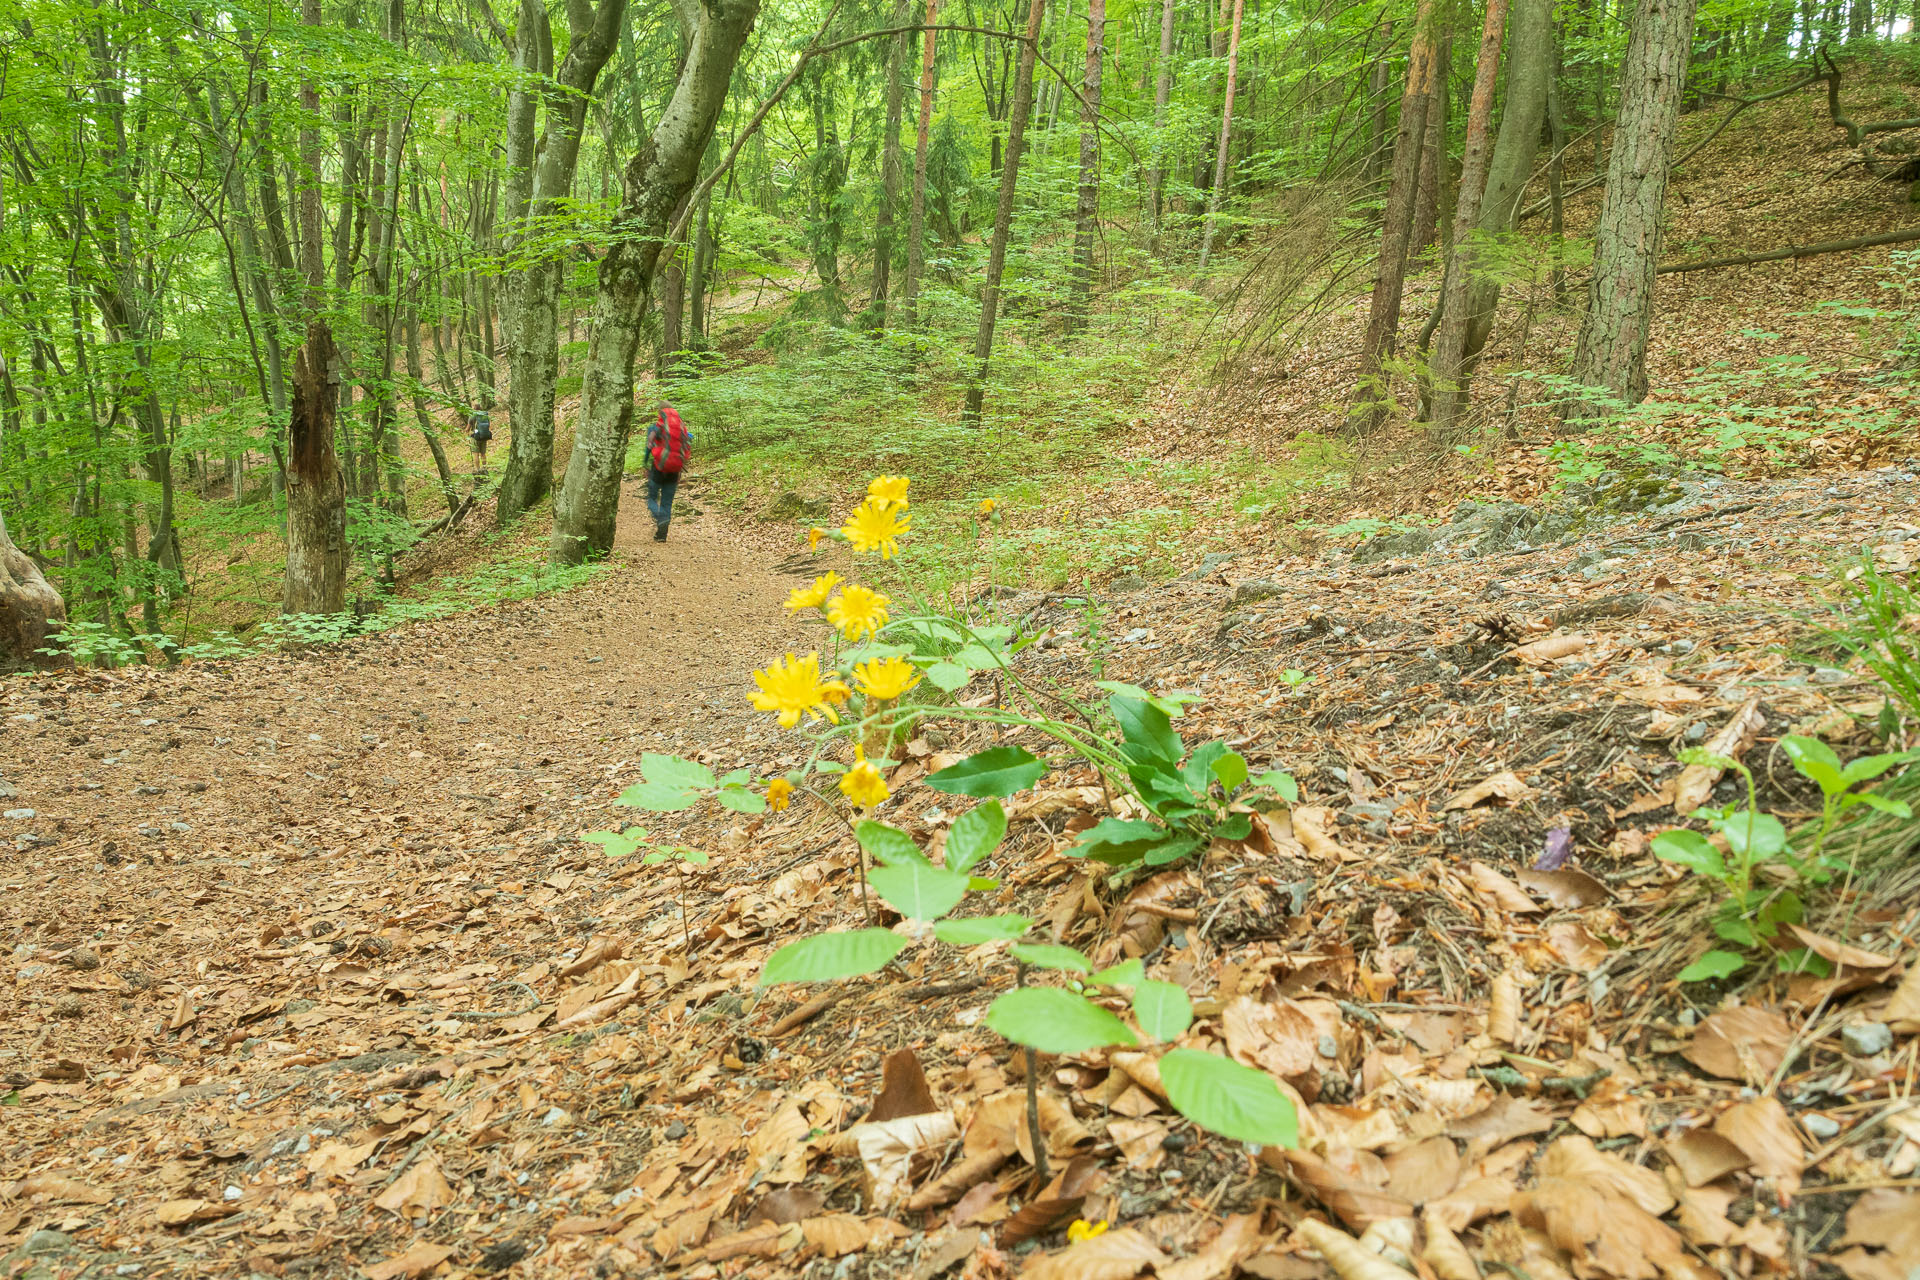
646, 468, 679, 528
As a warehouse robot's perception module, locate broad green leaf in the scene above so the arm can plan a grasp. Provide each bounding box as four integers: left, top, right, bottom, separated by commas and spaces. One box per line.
1183, 740, 1231, 795
641, 850, 669, 865
927, 746, 1047, 798
933, 914, 1032, 946
1159, 1048, 1299, 1148
1856, 793, 1912, 817
644, 752, 715, 791
1678, 950, 1746, 982
1253, 770, 1300, 804
1713, 914, 1760, 947
618, 779, 702, 811
1779, 735, 1845, 794
868, 860, 969, 921
1009, 942, 1092, 973
1142, 833, 1204, 867
967, 875, 1000, 891
1094, 681, 1201, 717
579, 828, 645, 858
1722, 812, 1787, 862
678, 848, 711, 866
954, 643, 1001, 671
1775, 948, 1833, 977
1652, 829, 1726, 880
719, 768, 753, 788
1070, 817, 1168, 863
1211, 750, 1249, 794
716, 786, 767, 815
1212, 812, 1252, 842
946, 799, 1008, 874
857, 820, 926, 867
1089, 958, 1145, 988
986, 988, 1137, 1053
924, 661, 970, 692
760, 929, 908, 985
1840, 750, 1913, 786
1133, 981, 1193, 1042
1111, 695, 1182, 765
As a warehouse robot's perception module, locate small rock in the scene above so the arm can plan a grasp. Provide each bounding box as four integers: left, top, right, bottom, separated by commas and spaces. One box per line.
52, 996, 85, 1019
540, 1106, 571, 1126
1802, 1114, 1840, 1140
62, 948, 101, 972
286, 999, 317, 1015
664, 1119, 689, 1140
586, 656, 603, 664
1108, 573, 1148, 594
1841, 1022, 1893, 1057
1230, 578, 1286, 606
4, 809, 35, 821
1177, 551, 1238, 582
1122, 628, 1152, 643
169, 822, 192, 834
478, 1241, 529, 1273
23, 1230, 73, 1257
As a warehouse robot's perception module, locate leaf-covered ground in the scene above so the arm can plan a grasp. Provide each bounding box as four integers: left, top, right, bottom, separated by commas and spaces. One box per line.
5, 454, 1920, 1280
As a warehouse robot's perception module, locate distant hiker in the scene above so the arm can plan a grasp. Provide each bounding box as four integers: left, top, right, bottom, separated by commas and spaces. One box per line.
468, 411, 492, 468
646, 402, 691, 542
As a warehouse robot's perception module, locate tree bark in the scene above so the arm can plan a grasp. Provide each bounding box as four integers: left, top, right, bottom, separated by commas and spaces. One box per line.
1067, 0, 1106, 332
1427, 0, 1512, 432
1195, 0, 1245, 274
1410, 25, 1451, 256
1349, 0, 1438, 432
284, 0, 348, 618
866, 0, 911, 330
1563, 0, 1699, 422
1365, 17, 1393, 185
550, 0, 761, 564
0, 506, 67, 668
961, 0, 1046, 424
902, 0, 939, 325
1146, 0, 1175, 246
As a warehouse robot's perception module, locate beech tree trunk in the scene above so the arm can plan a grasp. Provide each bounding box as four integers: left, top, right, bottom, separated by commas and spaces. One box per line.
1195, 0, 1245, 274
1365, 17, 1393, 184
550, 0, 761, 564
1146, 0, 1175, 246
1427, 0, 1511, 433
1410, 25, 1450, 256
866, 0, 911, 330
1067, 0, 1106, 333
1349, 0, 1439, 432
902, 0, 939, 325
1564, 0, 1699, 422
0, 508, 66, 668
961, 0, 1046, 424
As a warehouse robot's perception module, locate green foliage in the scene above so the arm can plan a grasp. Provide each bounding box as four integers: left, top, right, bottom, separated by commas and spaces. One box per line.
986, 988, 1137, 1054
760, 929, 909, 984
618, 754, 766, 816
1817, 552, 1920, 733
1158, 1049, 1299, 1149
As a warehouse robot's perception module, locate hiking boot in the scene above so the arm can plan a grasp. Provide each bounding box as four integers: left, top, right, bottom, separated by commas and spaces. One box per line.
654, 522, 668, 542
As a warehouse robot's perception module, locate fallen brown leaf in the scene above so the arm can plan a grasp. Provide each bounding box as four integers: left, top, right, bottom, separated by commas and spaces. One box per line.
1664, 1127, 1751, 1187
1442, 771, 1533, 812
364, 1241, 455, 1280
1712, 1097, 1804, 1188
1018, 1227, 1168, 1279
1682, 1005, 1793, 1083
1673, 697, 1764, 816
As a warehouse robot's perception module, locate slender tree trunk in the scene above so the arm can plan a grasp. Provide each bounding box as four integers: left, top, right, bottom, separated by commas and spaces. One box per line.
1350, 0, 1439, 431
902, 0, 939, 325
1195, 0, 1246, 274
1564, 0, 1699, 422
1067, 0, 1106, 332
1410, 26, 1451, 256
284, 0, 348, 618
0, 506, 67, 668
1147, 0, 1175, 246
1428, 0, 1512, 432
402, 280, 460, 513
1366, 18, 1394, 184
866, 0, 911, 330
1547, 14, 1568, 303
961, 0, 1046, 424
690, 188, 715, 343
550, 0, 762, 564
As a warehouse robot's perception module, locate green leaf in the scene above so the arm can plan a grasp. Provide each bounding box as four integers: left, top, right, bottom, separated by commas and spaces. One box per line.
946, 800, 1008, 874
1211, 750, 1249, 794
1142, 833, 1204, 866
1009, 942, 1092, 973
579, 827, 645, 858
760, 929, 908, 985
618, 779, 703, 811
1182, 740, 1231, 796
967, 875, 1000, 891
1780, 735, 1845, 795
1069, 817, 1168, 863
1133, 981, 1193, 1042
924, 661, 970, 692
719, 768, 753, 788
868, 860, 970, 921
678, 848, 711, 866
927, 746, 1047, 798
986, 988, 1137, 1053
1775, 948, 1833, 977
1839, 750, 1912, 787
1159, 1049, 1299, 1148
716, 786, 767, 815
1252, 770, 1299, 804
1111, 695, 1183, 765
1855, 793, 1913, 817
1677, 950, 1747, 982
933, 914, 1032, 946
1094, 681, 1201, 717
1212, 812, 1252, 841
1722, 812, 1787, 862
642, 850, 669, 864
856, 820, 926, 867
1652, 829, 1727, 881
1089, 958, 1145, 988
954, 643, 1001, 671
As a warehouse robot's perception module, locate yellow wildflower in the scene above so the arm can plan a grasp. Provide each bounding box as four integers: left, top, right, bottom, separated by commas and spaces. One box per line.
979, 497, 996, 515
842, 496, 911, 558
867, 475, 911, 508
826, 584, 890, 641
784, 571, 841, 613
766, 778, 793, 811
807, 526, 826, 551
840, 749, 889, 809
749, 652, 851, 729
1067, 1219, 1109, 1244
853, 655, 921, 701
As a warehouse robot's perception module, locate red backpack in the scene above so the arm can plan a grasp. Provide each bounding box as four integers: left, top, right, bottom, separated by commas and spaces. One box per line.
650, 406, 689, 476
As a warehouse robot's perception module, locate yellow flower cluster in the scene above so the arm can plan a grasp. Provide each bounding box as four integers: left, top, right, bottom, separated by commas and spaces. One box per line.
826, 584, 890, 641
784, 571, 841, 613
852, 655, 920, 701
748, 652, 850, 728
842, 497, 910, 559
766, 778, 793, 811
839, 749, 890, 809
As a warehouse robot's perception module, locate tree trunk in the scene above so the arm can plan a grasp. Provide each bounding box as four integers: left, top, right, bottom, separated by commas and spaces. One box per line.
1457, 0, 1552, 370
0, 507, 67, 668
1410, 25, 1451, 256
690, 187, 715, 342
866, 0, 911, 330
1349, 0, 1439, 431
550, 0, 761, 565
1195, 0, 1245, 274
1563, 0, 1699, 422
284, 0, 348, 618
1067, 0, 1106, 332
1365, 17, 1393, 184
1427, 0, 1512, 433
403, 279, 460, 513
961, 0, 1046, 424
1147, 0, 1175, 246
902, 0, 939, 325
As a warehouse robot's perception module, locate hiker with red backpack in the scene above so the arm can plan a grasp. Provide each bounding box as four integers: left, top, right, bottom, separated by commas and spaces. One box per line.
646, 402, 691, 542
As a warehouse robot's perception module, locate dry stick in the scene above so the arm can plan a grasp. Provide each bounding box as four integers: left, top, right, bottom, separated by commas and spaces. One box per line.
770, 991, 842, 1037
1016, 961, 1050, 1186
1656, 226, 1920, 275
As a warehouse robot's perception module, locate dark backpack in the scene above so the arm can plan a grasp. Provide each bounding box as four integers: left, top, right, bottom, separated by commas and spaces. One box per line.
651, 406, 689, 475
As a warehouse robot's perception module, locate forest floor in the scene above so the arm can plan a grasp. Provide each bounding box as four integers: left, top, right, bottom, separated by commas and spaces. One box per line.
5, 445, 1920, 1280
